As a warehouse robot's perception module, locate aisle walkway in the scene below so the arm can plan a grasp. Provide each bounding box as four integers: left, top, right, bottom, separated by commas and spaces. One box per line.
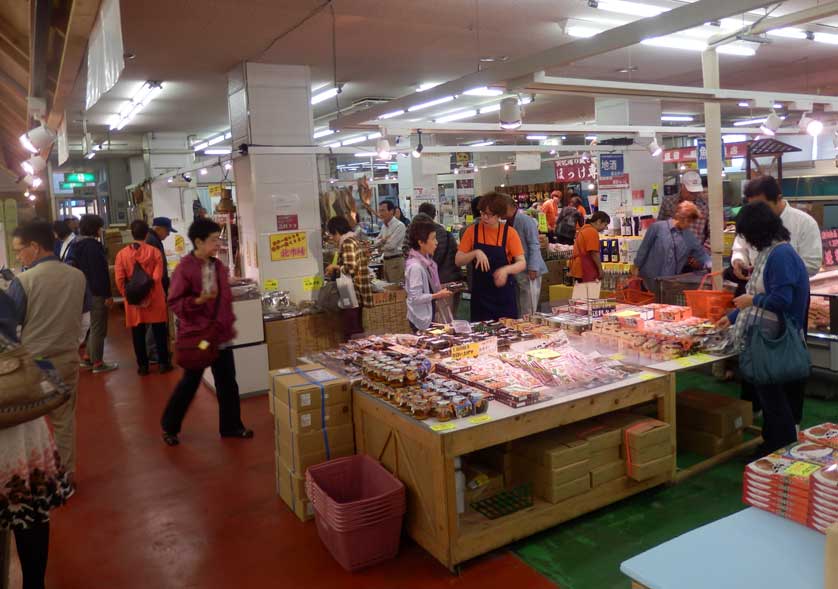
46, 311, 555, 589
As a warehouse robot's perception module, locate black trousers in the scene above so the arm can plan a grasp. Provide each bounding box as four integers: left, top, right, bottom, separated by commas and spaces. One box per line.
160, 348, 245, 435
131, 322, 170, 369
14, 522, 49, 589
743, 379, 806, 424
754, 379, 806, 453
341, 307, 363, 341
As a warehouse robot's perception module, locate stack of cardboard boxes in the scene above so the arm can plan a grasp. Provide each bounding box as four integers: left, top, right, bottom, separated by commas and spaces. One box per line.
265, 313, 343, 370
362, 292, 411, 335
677, 390, 753, 457
270, 363, 356, 521
506, 413, 673, 504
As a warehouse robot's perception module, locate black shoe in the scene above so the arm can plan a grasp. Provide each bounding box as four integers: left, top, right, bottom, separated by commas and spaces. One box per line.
138, 366, 150, 376
162, 433, 180, 446
220, 428, 254, 439
159, 364, 174, 374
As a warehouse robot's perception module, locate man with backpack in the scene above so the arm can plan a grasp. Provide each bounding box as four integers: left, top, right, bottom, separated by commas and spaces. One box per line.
555, 203, 583, 245
114, 220, 172, 375
66, 214, 118, 373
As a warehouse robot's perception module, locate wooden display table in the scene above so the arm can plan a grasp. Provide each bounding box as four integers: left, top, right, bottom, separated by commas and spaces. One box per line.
353, 370, 675, 570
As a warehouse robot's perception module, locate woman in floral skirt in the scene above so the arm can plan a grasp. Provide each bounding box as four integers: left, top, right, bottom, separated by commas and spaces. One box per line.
0, 290, 72, 589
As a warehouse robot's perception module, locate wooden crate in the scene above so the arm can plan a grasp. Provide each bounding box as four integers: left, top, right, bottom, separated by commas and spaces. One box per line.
362, 299, 411, 334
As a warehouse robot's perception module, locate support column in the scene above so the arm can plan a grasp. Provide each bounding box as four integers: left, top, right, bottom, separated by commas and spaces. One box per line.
702, 49, 724, 283
228, 63, 321, 302
145, 132, 193, 236
397, 134, 439, 216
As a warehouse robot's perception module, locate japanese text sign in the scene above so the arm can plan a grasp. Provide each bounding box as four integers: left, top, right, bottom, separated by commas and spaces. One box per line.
822, 228, 838, 268
555, 157, 598, 182
269, 231, 308, 261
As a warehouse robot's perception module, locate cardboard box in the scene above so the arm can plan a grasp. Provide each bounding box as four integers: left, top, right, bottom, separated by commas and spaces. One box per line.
277, 424, 355, 474
463, 464, 505, 505
624, 440, 674, 464
275, 400, 352, 434
591, 460, 626, 487
678, 427, 744, 457
472, 444, 514, 485
277, 458, 315, 522
565, 420, 622, 452
677, 390, 753, 437
512, 456, 590, 491
271, 364, 351, 412
536, 473, 591, 504
600, 413, 672, 451
268, 341, 297, 371
513, 430, 590, 469
589, 446, 622, 469
627, 454, 674, 482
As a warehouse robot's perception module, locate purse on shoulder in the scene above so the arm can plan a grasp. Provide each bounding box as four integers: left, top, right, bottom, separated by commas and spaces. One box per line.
740, 309, 811, 385
0, 334, 71, 429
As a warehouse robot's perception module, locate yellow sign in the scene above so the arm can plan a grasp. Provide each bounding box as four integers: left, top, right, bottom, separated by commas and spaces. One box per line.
527, 348, 561, 360
609, 353, 625, 361
174, 235, 185, 254
269, 231, 308, 261
450, 342, 480, 361
430, 423, 457, 432
263, 279, 279, 291
538, 212, 548, 233
674, 353, 715, 368
208, 185, 223, 198
465, 214, 474, 224
785, 462, 821, 477
637, 372, 657, 382
468, 415, 492, 425
302, 276, 324, 291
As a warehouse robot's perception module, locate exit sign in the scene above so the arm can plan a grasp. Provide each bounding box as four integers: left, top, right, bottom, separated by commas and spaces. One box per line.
60, 181, 87, 190
64, 172, 95, 183
388, 163, 398, 173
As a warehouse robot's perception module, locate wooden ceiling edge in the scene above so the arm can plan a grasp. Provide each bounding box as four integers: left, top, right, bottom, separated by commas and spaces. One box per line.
46, 0, 103, 132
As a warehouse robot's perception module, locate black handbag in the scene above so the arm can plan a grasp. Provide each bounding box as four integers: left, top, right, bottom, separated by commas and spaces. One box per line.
125, 259, 154, 305
316, 280, 342, 312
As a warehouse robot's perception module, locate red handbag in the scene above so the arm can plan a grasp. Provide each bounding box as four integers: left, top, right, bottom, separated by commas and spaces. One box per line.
174, 270, 222, 371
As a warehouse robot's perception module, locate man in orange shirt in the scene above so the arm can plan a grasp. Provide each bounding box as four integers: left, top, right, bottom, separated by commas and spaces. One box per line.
456, 192, 527, 320
541, 190, 562, 242
570, 211, 611, 282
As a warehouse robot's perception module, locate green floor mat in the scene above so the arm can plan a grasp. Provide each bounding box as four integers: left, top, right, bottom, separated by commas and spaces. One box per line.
513, 372, 837, 589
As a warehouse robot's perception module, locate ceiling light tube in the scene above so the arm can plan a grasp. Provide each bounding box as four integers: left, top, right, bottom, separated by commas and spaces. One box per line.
354, 152, 376, 158
207, 134, 226, 146
470, 141, 495, 147
597, 0, 668, 17
436, 109, 478, 123
479, 103, 502, 114
767, 28, 808, 40
311, 87, 340, 105
661, 115, 694, 122
463, 87, 504, 97
567, 25, 603, 38
366, 132, 382, 140
324, 141, 342, 148
110, 81, 163, 131
408, 96, 455, 112
193, 142, 210, 151
341, 135, 369, 146
313, 129, 335, 139
205, 148, 232, 155
416, 82, 442, 92
814, 32, 838, 44
224, 132, 232, 140
526, 135, 549, 140
378, 110, 405, 120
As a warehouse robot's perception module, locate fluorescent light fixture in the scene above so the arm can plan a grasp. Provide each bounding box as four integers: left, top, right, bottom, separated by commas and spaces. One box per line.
814, 32, 838, 44
311, 87, 339, 105
661, 115, 694, 122
355, 152, 376, 158
723, 134, 747, 143
733, 116, 787, 127
768, 28, 808, 40
19, 125, 56, 154
366, 132, 382, 140
738, 101, 750, 107
341, 135, 369, 146
463, 87, 504, 97
205, 148, 232, 155
567, 25, 604, 38
597, 0, 668, 17
470, 141, 495, 147
479, 103, 501, 114
324, 141, 342, 148
21, 156, 46, 175
200, 168, 208, 176
408, 96, 455, 112
110, 81, 163, 130
313, 128, 335, 139
641, 36, 755, 56
207, 134, 226, 146
224, 132, 232, 140
416, 82, 442, 92
84, 151, 96, 160
585, 135, 598, 140
378, 109, 405, 120
193, 142, 209, 151
167, 177, 173, 183
519, 96, 533, 106
526, 135, 549, 140
436, 109, 478, 123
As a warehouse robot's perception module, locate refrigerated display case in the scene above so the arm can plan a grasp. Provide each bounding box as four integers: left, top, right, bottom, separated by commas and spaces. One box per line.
808, 269, 838, 372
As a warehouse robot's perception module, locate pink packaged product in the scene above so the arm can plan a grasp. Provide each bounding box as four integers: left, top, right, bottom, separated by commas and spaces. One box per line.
744, 454, 822, 491
798, 422, 838, 450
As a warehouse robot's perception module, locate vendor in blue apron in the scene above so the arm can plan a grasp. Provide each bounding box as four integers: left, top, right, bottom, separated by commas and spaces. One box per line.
455, 192, 527, 321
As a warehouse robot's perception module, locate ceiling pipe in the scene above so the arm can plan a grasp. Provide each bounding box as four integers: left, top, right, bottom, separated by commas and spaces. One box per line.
708, 1, 838, 46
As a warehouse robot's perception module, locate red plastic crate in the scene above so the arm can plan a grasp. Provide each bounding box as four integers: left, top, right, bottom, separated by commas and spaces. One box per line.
314, 508, 403, 571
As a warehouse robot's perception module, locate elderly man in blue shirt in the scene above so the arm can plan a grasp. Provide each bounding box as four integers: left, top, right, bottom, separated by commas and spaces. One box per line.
505, 196, 548, 317
632, 201, 711, 298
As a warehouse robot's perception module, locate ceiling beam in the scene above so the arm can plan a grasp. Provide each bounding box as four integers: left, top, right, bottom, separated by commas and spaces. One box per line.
46, 0, 102, 132
0, 14, 28, 61
0, 68, 27, 99
331, 0, 782, 131
709, 1, 838, 45
378, 122, 794, 136
29, 0, 51, 101
0, 36, 29, 80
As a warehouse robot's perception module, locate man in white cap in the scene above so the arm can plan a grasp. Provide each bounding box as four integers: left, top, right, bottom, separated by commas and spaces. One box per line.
658, 170, 709, 248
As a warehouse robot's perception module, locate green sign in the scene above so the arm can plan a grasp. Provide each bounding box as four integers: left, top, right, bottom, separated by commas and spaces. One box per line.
64, 172, 95, 183
388, 162, 399, 173
60, 181, 88, 190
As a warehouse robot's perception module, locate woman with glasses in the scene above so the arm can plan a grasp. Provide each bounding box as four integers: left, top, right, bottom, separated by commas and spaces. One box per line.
455, 192, 527, 321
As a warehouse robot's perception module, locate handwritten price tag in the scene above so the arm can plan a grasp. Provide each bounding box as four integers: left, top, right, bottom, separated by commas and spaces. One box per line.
465, 215, 474, 224
527, 348, 561, 360
269, 231, 308, 261
674, 354, 714, 368
636, 372, 657, 382
430, 423, 457, 432
263, 279, 279, 291
538, 212, 548, 233
450, 342, 479, 361
302, 276, 324, 291
468, 415, 492, 424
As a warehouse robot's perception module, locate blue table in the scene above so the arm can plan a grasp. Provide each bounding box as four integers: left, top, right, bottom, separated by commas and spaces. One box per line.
621, 508, 825, 589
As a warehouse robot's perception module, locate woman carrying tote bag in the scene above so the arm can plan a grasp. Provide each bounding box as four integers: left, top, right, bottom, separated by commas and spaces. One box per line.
716, 202, 811, 453
0, 290, 73, 589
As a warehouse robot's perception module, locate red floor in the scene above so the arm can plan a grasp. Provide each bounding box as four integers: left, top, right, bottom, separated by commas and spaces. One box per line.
47, 312, 556, 589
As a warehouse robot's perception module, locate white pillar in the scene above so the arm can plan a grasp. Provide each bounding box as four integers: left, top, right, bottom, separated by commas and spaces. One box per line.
397, 134, 440, 216
227, 63, 322, 302
702, 49, 724, 282
145, 132, 194, 238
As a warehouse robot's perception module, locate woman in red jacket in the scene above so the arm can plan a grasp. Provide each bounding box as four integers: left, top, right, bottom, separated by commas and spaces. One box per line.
160, 217, 253, 446
115, 220, 172, 375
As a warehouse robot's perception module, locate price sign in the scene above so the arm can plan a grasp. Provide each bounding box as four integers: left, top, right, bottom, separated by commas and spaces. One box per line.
468, 415, 492, 424
785, 462, 821, 477
465, 214, 474, 224
430, 423, 457, 432
302, 276, 324, 291
276, 214, 299, 231
821, 228, 838, 269
609, 353, 625, 361
263, 279, 279, 291
527, 348, 561, 359
450, 342, 479, 360
269, 231, 308, 261
538, 212, 548, 233
636, 372, 657, 382
477, 336, 498, 356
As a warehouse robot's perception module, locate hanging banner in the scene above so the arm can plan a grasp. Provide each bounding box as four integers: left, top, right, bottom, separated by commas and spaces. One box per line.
555, 157, 597, 182
269, 231, 308, 261
85, 0, 125, 110
662, 142, 750, 164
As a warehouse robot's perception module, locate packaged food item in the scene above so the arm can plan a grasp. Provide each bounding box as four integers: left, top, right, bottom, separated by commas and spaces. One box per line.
452, 395, 473, 419
434, 400, 455, 422
469, 392, 489, 414
799, 423, 838, 450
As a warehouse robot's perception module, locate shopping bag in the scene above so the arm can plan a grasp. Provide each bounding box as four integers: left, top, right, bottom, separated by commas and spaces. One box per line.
740, 309, 810, 385
336, 272, 359, 309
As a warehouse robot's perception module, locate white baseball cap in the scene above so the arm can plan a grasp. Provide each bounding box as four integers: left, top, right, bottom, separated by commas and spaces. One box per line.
682, 171, 704, 193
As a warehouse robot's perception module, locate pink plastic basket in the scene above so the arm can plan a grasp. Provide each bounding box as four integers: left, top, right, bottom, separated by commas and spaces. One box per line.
305, 454, 406, 571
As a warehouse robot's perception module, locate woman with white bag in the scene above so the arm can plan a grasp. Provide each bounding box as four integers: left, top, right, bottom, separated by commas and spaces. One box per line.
325, 216, 374, 340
